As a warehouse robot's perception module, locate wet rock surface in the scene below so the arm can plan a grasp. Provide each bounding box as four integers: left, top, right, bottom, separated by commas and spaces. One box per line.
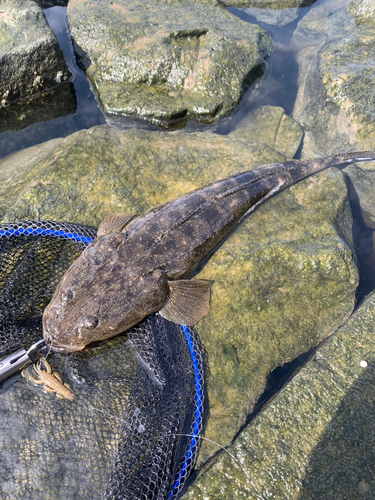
0, 125, 284, 225
35, 0, 68, 7
66, 0, 272, 124
320, 0, 375, 148
242, 6, 300, 27
0, 82, 76, 134
291, 0, 375, 157
193, 164, 357, 462
345, 162, 375, 230
0, 124, 358, 467
0, 0, 70, 105
229, 105, 303, 158
222, 0, 316, 8
183, 290, 375, 499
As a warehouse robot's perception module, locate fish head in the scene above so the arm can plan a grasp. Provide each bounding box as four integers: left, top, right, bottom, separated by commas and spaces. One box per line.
42, 234, 168, 353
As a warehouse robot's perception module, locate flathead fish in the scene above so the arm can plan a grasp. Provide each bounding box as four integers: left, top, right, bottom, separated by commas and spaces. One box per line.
43, 150, 375, 353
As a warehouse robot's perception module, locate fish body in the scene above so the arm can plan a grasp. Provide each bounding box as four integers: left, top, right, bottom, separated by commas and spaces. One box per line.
43, 151, 375, 353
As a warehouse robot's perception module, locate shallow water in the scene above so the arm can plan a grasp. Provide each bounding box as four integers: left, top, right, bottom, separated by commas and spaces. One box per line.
0, 4, 312, 157
1, 0, 374, 484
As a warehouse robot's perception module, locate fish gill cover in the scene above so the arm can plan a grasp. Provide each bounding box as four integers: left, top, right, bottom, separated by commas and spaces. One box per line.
0, 220, 204, 500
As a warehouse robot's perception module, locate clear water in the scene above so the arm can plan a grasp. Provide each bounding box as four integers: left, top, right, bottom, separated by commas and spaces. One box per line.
0, 6, 106, 160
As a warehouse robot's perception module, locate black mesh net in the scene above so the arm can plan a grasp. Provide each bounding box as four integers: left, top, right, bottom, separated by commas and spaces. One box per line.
0, 220, 204, 500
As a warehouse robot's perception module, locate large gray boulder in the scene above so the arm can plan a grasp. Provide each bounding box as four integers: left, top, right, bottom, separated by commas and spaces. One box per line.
0, 124, 358, 466
222, 0, 316, 8
0, 0, 70, 105
229, 105, 303, 158
291, 0, 375, 157
0, 82, 76, 134
183, 290, 375, 499
66, 0, 273, 123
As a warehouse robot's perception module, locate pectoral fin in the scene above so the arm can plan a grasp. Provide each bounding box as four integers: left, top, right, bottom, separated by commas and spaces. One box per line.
159, 279, 211, 326
97, 213, 137, 238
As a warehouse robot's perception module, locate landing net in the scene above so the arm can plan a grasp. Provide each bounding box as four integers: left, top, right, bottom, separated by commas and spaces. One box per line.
0, 220, 204, 500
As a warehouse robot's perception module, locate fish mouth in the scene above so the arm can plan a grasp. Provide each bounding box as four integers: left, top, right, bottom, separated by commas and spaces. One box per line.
49, 342, 85, 354
43, 313, 85, 354
44, 334, 85, 354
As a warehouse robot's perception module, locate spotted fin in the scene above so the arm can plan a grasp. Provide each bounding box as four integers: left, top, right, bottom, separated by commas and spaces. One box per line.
159, 279, 211, 326
97, 213, 137, 238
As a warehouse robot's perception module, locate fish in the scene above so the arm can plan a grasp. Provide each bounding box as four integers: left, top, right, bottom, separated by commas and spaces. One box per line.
42, 150, 375, 353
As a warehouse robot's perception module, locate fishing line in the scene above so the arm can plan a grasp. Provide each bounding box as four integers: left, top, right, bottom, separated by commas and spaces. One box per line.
88, 405, 266, 499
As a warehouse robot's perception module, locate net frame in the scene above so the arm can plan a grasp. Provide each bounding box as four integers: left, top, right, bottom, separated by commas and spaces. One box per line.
0, 219, 204, 500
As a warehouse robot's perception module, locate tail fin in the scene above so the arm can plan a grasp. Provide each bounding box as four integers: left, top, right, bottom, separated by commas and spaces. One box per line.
334, 150, 375, 164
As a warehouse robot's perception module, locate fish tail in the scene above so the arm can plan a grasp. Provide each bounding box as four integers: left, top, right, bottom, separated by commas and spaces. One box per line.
279, 149, 375, 186
332, 150, 375, 164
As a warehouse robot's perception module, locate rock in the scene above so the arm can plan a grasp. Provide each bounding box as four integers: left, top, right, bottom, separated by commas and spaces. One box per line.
183, 290, 375, 499
291, 0, 375, 157
193, 165, 357, 462
66, 0, 273, 124
345, 162, 375, 229
0, 0, 70, 105
35, 0, 68, 7
319, 2, 375, 147
0, 125, 358, 466
0, 125, 284, 225
222, 0, 316, 8
242, 6, 300, 27
349, 0, 375, 25
0, 82, 76, 134
229, 105, 303, 158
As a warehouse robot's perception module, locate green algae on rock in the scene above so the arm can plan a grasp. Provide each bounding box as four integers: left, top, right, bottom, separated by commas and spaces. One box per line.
229, 105, 303, 158
0, 125, 284, 225
320, 29, 375, 146
222, 0, 316, 8
66, 0, 272, 124
0, 124, 359, 467
291, 0, 375, 157
320, 0, 375, 149
0, 0, 70, 105
193, 165, 357, 462
183, 290, 375, 499
0, 82, 76, 134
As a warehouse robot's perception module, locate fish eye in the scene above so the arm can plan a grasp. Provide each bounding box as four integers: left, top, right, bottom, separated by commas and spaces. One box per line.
84, 316, 99, 328
61, 290, 73, 303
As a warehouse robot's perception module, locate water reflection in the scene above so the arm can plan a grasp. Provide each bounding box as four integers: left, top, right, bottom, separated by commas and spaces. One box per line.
215, 5, 314, 135
0, 6, 105, 160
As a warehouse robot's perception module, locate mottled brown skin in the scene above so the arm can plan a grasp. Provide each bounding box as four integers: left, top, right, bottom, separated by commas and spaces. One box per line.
43, 151, 375, 353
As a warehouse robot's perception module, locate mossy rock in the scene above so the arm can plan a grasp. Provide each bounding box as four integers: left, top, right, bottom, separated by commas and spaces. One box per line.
320, 23, 375, 146
0, 125, 358, 467
66, 0, 273, 123
183, 290, 375, 499
230, 105, 303, 158
291, 0, 375, 157
0, 82, 76, 134
222, 0, 316, 8
0, 0, 70, 104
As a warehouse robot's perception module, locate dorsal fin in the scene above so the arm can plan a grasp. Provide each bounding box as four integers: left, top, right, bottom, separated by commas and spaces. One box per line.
97, 213, 137, 238
159, 279, 211, 326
